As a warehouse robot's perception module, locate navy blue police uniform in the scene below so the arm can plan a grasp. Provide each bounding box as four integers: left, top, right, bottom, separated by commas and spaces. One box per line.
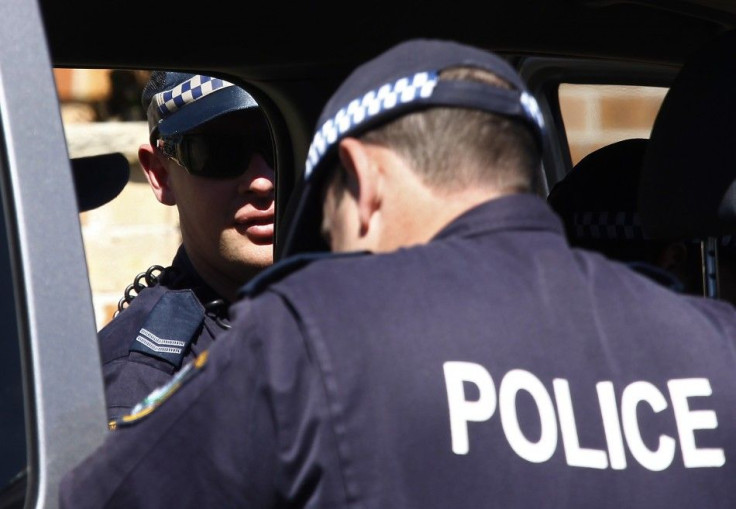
61, 194, 736, 508
59, 39, 736, 508
99, 246, 230, 423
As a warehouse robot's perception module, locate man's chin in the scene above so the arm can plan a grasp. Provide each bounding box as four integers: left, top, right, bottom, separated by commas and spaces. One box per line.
237, 246, 274, 268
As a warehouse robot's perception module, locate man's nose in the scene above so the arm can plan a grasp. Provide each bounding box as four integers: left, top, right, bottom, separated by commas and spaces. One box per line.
239, 153, 275, 195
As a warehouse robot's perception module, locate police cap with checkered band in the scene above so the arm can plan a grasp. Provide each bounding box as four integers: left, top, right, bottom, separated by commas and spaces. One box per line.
279, 38, 546, 258
142, 72, 259, 140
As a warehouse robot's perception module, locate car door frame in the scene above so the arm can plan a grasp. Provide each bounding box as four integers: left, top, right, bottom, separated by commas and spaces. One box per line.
0, 0, 108, 507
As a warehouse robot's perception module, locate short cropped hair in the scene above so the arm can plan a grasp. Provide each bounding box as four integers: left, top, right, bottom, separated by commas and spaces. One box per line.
358, 66, 542, 194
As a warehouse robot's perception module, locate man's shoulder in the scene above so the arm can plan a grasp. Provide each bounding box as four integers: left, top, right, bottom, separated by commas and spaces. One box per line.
100, 285, 170, 336
99, 286, 206, 365
238, 251, 371, 299
682, 293, 736, 322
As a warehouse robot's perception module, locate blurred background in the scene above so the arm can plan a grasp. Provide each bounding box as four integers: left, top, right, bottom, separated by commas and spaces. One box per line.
57, 69, 179, 329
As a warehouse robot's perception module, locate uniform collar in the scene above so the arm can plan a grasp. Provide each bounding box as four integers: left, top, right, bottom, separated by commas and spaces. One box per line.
432, 193, 564, 242
171, 246, 227, 306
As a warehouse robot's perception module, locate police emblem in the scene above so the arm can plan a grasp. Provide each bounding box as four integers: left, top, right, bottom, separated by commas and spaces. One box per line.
108, 350, 209, 430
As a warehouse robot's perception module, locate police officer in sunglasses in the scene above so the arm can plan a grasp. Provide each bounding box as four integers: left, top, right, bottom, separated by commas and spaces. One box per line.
98, 72, 276, 426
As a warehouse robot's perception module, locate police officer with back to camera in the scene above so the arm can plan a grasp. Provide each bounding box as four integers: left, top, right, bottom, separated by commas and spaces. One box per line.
61, 39, 736, 508
99, 72, 276, 424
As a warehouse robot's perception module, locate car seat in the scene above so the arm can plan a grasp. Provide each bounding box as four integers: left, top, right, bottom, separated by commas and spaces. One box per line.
548, 138, 697, 293
638, 29, 736, 301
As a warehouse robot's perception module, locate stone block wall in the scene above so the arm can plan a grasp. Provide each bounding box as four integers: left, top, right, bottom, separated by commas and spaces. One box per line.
559, 84, 667, 165
67, 121, 182, 329
57, 69, 181, 329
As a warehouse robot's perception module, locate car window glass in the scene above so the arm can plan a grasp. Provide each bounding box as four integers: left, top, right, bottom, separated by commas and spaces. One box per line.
559, 84, 667, 166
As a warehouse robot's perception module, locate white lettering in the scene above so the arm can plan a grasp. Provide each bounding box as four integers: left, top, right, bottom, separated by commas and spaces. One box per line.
621, 381, 675, 471
596, 381, 627, 469
500, 369, 557, 463
443, 361, 497, 455
668, 378, 725, 468
442, 363, 724, 471
554, 379, 607, 469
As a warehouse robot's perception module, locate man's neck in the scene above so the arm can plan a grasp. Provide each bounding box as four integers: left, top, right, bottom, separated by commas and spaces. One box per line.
182, 249, 263, 304
378, 181, 514, 253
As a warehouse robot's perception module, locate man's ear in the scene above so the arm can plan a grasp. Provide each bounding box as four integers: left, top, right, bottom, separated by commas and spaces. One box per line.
337, 137, 382, 234
138, 144, 176, 206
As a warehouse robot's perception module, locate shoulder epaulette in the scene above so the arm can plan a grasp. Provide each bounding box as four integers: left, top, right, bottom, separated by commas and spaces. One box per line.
128, 291, 204, 368
238, 250, 370, 299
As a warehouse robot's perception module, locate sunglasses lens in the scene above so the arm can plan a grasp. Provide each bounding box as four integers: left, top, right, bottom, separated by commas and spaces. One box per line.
173, 132, 274, 179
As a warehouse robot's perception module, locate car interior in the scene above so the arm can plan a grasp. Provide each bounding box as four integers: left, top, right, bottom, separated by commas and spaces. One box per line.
36, 0, 736, 255
638, 28, 736, 302
1, 0, 736, 507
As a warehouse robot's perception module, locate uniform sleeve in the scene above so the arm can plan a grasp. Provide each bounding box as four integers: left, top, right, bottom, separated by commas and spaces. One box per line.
58, 291, 328, 509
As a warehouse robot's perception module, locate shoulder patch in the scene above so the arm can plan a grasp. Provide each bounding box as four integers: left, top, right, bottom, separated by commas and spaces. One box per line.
109, 350, 209, 430
238, 251, 370, 299
128, 291, 204, 368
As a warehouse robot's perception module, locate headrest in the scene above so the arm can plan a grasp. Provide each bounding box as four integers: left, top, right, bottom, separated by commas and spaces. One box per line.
549, 138, 649, 243
638, 29, 736, 240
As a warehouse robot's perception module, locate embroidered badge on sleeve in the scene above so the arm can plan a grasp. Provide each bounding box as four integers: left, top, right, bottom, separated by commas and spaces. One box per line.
108, 350, 209, 430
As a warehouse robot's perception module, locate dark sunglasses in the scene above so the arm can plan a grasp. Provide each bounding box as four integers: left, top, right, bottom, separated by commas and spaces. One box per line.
154, 130, 275, 179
